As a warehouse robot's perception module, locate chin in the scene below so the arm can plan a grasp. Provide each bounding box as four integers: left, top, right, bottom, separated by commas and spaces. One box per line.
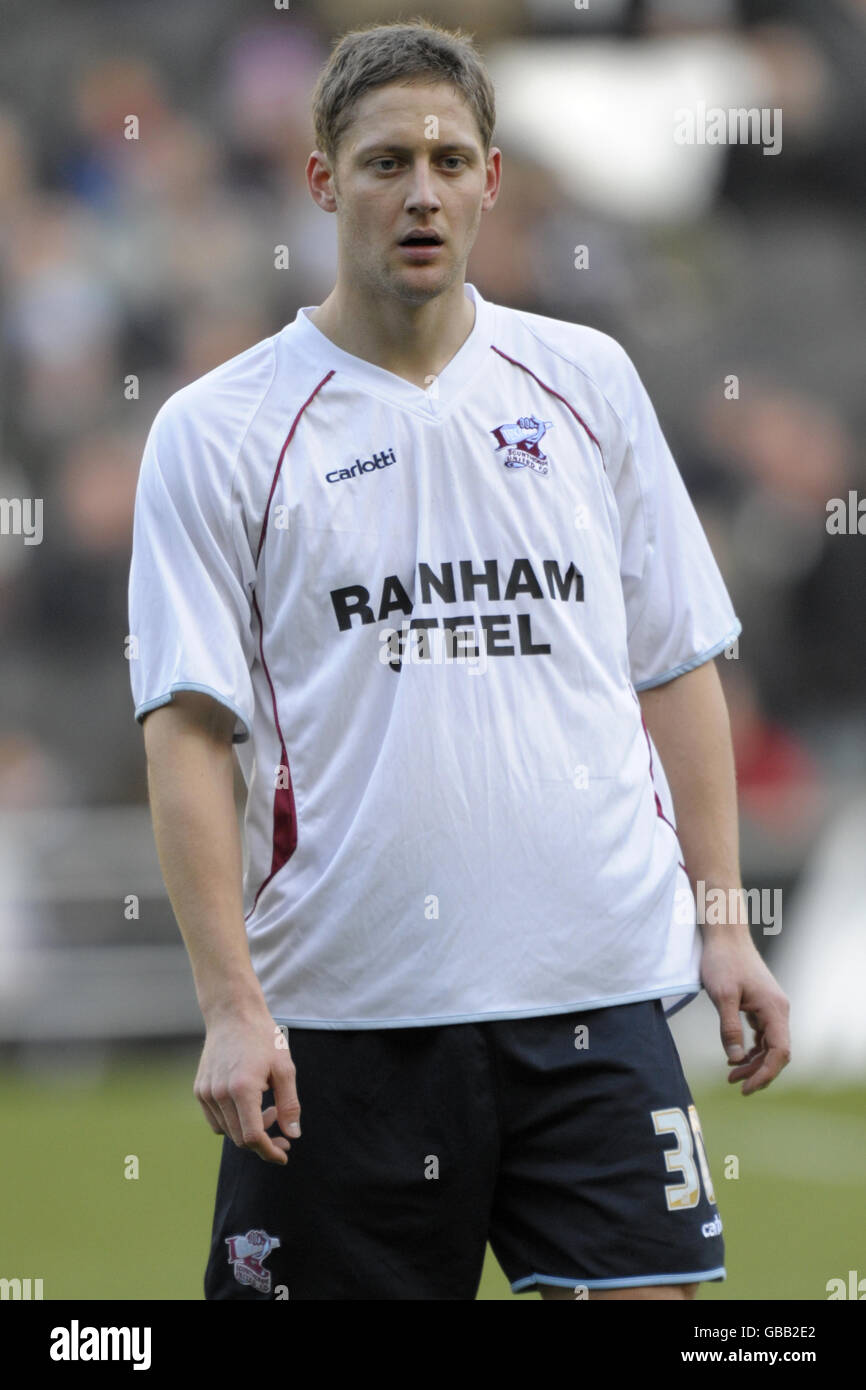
390, 263, 459, 302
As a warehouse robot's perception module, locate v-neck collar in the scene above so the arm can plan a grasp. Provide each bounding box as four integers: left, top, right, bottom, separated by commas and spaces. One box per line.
292, 282, 493, 417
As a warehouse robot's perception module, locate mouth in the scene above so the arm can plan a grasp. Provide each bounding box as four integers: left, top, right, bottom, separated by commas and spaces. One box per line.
397, 230, 444, 261
398, 230, 444, 249
397, 233, 444, 262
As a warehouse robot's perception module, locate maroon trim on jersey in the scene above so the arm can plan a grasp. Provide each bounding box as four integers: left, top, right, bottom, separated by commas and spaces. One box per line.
245, 370, 336, 921
628, 682, 686, 867
490, 346, 605, 468
255, 370, 336, 563
638, 704, 686, 871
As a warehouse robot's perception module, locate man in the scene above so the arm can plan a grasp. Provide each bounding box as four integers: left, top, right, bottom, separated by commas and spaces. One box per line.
128, 19, 790, 1301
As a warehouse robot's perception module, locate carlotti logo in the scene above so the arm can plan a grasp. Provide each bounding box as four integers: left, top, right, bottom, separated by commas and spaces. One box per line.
226, 1228, 280, 1293
491, 415, 553, 475
326, 447, 397, 484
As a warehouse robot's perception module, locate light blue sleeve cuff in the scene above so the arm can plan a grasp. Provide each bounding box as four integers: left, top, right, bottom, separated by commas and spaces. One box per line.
632, 622, 742, 692
134, 683, 252, 743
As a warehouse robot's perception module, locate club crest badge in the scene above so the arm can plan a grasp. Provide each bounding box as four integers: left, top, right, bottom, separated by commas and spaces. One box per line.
491, 415, 553, 475
225, 1228, 281, 1293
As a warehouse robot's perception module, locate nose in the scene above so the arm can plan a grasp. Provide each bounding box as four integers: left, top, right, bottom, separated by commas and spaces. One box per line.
405, 157, 442, 214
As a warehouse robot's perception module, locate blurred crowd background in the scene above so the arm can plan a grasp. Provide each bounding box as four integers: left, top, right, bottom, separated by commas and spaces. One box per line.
0, 0, 864, 1067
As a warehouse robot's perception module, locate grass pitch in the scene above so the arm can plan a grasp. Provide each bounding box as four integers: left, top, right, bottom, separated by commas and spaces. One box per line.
1, 1051, 860, 1300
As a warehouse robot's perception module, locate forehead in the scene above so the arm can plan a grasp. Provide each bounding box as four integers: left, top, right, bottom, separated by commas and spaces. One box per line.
344, 79, 483, 151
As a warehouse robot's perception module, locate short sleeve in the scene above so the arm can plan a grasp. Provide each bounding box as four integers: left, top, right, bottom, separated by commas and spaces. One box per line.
610, 350, 741, 690
127, 397, 257, 742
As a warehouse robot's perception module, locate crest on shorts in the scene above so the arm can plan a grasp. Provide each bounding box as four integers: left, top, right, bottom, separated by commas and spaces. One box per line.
491, 415, 553, 475
225, 1228, 281, 1293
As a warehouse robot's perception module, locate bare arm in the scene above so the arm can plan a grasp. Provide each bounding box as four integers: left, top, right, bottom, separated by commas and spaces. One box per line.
143, 690, 300, 1161
638, 659, 791, 1094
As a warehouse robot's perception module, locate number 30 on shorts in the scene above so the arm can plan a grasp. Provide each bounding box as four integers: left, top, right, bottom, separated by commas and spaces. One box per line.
651, 1105, 717, 1210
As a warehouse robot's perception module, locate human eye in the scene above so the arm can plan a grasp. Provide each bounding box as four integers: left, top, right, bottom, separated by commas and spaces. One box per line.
371, 156, 400, 172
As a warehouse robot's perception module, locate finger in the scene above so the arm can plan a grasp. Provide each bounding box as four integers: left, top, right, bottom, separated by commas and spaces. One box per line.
715, 994, 746, 1063
727, 1033, 790, 1090
727, 1033, 764, 1064
233, 1085, 290, 1164
727, 1048, 767, 1082
193, 1076, 227, 1136
722, 1045, 767, 1073
739, 996, 791, 1092
740, 1040, 791, 1094
210, 1088, 245, 1148
261, 1106, 291, 1153
272, 1060, 302, 1140
727, 1049, 763, 1071
196, 1094, 225, 1135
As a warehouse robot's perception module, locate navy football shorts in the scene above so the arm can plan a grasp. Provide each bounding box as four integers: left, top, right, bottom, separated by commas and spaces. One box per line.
204, 998, 725, 1299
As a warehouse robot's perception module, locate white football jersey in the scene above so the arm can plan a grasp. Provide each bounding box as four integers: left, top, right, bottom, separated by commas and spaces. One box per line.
128, 282, 740, 1028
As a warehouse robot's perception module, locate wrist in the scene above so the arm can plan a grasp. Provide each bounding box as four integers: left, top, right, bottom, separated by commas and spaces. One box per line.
699, 920, 754, 944
691, 879, 750, 930
199, 971, 269, 1025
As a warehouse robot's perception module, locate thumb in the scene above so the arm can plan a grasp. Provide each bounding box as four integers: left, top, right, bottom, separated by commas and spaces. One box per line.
272, 1064, 301, 1139
717, 997, 746, 1063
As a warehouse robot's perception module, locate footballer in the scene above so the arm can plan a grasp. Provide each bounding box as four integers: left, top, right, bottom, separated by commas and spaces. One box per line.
128, 19, 790, 1300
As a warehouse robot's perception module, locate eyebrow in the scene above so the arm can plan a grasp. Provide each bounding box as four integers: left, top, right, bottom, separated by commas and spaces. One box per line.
354, 142, 477, 159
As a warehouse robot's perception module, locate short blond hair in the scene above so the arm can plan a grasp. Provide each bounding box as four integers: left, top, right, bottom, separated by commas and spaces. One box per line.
311, 16, 496, 167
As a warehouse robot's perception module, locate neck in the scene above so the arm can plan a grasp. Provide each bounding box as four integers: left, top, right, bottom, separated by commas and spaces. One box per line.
309, 280, 476, 388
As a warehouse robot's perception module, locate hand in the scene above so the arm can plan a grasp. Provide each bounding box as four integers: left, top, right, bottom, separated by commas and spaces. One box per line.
194, 1002, 301, 1164
699, 929, 791, 1094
